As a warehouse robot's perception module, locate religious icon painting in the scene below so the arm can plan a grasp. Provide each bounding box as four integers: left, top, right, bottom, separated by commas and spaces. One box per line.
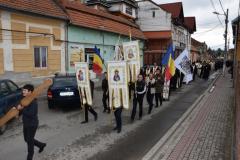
122, 41, 141, 83
75, 62, 92, 105
123, 41, 140, 61
108, 61, 129, 109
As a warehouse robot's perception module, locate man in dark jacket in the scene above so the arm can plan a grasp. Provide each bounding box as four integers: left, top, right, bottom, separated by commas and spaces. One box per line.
81, 80, 98, 124
155, 73, 164, 107
131, 74, 146, 121
191, 62, 198, 81
102, 72, 110, 113
146, 73, 155, 114
17, 84, 46, 160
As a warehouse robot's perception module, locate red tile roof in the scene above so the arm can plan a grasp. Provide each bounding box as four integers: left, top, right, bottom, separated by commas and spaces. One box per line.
191, 38, 204, 47
143, 31, 171, 39
159, 2, 183, 19
184, 17, 196, 33
63, 1, 145, 39
0, 0, 67, 20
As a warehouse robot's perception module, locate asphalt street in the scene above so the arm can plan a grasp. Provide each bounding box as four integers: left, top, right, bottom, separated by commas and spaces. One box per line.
88, 77, 211, 160
0, 76, 212, 160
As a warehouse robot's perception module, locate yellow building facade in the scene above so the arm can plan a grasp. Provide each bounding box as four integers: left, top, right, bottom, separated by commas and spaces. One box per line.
0, 10, 66, 77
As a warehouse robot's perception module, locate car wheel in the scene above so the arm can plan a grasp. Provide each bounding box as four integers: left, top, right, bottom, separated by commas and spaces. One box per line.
48, 101, 55, 109
0, 124, 6, 135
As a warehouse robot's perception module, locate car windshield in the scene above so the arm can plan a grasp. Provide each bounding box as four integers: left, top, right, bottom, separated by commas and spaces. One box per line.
53, 77, 77, 87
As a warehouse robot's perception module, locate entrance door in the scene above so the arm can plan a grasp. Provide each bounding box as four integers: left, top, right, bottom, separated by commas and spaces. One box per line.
85, 54, 94, 70
85, 48, 100, 70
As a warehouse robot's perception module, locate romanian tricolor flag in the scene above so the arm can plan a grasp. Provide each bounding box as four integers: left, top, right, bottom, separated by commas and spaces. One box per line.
162, 44, 176, 81
93, 46, 103, 75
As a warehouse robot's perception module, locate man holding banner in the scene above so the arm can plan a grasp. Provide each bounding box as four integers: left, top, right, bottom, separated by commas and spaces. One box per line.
75, 62, 98, 124
174, 49, 193, 84
108, 61, 129, 133
161, 44, 176, 100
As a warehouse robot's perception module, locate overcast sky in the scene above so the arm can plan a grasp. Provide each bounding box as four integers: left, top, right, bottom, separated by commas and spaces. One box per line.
153, 0, 239, 50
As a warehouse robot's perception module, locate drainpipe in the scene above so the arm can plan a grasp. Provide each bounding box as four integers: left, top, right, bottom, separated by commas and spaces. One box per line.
65, 23, 69, 72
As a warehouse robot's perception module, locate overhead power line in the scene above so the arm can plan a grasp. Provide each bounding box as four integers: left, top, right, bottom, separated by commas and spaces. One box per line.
193, 24, 222, 37
209, 0, 224, 27
218, 0, 226, 14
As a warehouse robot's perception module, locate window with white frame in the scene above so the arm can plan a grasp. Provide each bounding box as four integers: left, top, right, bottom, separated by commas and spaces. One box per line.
34, 46, 47, 68
126, 5, 132, 15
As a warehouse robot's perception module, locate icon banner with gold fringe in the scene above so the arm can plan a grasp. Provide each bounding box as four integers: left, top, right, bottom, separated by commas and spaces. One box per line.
108, 61, 129, 109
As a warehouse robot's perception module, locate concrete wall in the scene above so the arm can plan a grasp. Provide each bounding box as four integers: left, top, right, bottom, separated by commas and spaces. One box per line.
0, 10, 65, 77
172, 24, 191, 53
235, 23, 240, 160
137, 1, 171, 31
68, 25, 144, 72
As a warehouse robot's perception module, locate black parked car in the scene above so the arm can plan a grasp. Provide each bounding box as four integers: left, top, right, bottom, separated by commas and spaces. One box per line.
47, 73, 81, 109
0, 79, 22, 134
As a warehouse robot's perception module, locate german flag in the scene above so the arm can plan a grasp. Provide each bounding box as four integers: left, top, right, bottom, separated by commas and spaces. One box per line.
93, 46, 103, 75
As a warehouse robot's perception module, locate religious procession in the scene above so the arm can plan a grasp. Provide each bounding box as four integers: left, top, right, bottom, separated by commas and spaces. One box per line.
0, 0, 237, 160
0, 40, 210, 160
73, 40, 204, 134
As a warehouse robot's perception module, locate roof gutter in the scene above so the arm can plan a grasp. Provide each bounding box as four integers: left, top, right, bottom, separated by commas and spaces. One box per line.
0, 5, 68, 21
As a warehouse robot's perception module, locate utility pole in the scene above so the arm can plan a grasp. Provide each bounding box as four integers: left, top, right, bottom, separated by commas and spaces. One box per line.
223, 9, 229, 77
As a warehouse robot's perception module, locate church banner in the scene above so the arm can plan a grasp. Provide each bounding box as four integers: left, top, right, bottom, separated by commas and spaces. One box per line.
108, 61, 129, 109
123, 40, 140, 82
75, 62, 92, 106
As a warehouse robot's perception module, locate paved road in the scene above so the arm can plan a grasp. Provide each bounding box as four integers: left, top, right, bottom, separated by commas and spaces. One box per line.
88, 78, 211, 160
0, 77, 212, 160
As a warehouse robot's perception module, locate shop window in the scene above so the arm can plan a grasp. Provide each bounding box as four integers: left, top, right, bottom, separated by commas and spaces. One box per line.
34, 46, 47, 68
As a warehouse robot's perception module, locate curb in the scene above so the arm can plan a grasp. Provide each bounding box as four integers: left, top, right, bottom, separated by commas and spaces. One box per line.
142, 72, 221, 160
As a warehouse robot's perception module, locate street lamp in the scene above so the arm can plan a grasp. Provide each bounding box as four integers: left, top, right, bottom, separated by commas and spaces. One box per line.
213, 9, 229, 77
213, 11, 225, 15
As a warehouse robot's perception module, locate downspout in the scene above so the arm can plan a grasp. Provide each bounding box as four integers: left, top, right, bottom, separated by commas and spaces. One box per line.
65, 22, 69, 72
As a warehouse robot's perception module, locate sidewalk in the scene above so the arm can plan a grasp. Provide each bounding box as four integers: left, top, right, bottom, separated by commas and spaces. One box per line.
143, 73, 234, 160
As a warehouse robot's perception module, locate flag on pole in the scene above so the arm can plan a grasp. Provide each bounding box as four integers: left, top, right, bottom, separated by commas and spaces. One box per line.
93, 46, 103, 74
174, 48, 192, 83
162, 44, 175, 81
129, 28, 132, 41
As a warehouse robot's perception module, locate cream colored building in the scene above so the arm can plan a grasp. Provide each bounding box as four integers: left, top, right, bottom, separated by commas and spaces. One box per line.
0, 1, 67, 78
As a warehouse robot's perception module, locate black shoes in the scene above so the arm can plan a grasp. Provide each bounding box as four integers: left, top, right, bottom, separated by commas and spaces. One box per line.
130, 118, 134, 123
117, 129, 121, 133
103, 108, 111, 113
113, 127, 121, 133
81, 121, 88, 124
94, 114, 98, 121
39, 143, 46, 153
